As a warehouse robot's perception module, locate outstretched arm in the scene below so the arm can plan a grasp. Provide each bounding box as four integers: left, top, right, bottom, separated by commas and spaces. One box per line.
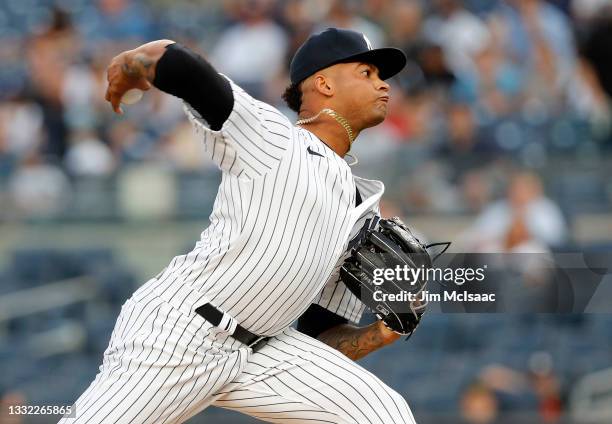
105, 41, 233, 130
317, 321, 400, 361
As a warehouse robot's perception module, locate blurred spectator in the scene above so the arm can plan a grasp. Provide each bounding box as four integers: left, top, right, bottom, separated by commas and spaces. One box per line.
401, 89, 445, 145
0, 0, 608, 224
0, 95, 44, 160
61, 58, 108, 131
386, 0, 424, 55
278, 0, 317, 65
457, 169, 561, 313
64, 130, 116, 177
362, 0, 395, 24
8, 152, 71, 218
316, 0, 386, 48
461, 169, 496, 213
211, 0, 288, 99
25, 7, 80, 161
477, 365, 539, 417
108, 120, 157, 163
417, 44, 457, 92
502, 213, 549, 253
459, 381, 499, 424
460, 171, 567, 249
0, 39, 26, 101
447, 104, 477, 151
400, 161, 463, 213
424, 0, 491, 76
452, 42, 524, 119
488, 0, 576, 110
437, 103, 491, 172
478, 355, 564, 423
528, 351, 563, 422
78, 0, 157, 49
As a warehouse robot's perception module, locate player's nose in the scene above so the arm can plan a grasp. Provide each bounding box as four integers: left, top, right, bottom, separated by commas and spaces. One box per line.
378, 79, 390, 92
376, 77, 390, 92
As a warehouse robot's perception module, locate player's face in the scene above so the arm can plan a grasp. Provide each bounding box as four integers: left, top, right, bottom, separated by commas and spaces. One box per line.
335, 62, 390, 128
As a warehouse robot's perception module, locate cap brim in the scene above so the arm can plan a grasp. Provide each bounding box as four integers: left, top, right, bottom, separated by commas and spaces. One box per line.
340, 47, 407, 80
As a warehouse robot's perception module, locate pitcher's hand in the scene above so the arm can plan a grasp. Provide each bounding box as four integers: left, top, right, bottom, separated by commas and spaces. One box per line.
104, 40, 174, 114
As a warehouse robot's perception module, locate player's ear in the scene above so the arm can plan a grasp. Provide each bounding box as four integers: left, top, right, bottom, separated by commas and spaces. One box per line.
313, 74, 334, 97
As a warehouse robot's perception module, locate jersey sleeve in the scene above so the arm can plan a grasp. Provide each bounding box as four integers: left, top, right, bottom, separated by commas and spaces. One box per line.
184, 77, 292, 178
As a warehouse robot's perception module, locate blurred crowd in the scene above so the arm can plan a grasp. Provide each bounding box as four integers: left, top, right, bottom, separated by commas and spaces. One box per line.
0, 0, 611, 223
1, 3, 612, 422
459, 352, 564, 424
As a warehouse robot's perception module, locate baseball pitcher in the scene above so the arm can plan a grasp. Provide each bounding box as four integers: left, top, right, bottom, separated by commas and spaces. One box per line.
62, 28, 431, 424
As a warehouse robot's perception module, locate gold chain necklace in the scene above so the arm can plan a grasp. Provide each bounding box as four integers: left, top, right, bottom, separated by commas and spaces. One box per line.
295, 108, 355, 145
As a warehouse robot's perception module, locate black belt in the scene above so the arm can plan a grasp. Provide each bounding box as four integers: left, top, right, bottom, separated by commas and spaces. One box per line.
195, 303, 268, 350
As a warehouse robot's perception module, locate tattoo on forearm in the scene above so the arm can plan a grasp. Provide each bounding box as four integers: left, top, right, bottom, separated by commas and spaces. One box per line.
121, 53, 155, 82
318, 324, 385, 361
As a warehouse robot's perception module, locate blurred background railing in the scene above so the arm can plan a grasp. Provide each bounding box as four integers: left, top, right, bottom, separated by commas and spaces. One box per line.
1, 0, 612, 423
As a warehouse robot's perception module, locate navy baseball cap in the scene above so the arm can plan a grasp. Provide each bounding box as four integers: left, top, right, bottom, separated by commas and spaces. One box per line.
289, 28, 407, 85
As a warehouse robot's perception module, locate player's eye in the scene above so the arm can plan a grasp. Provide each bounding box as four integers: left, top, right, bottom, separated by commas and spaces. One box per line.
362, 69, 370, 77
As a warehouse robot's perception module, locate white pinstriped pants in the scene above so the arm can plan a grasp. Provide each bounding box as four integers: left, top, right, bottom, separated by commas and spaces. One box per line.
60, 289, 416, 424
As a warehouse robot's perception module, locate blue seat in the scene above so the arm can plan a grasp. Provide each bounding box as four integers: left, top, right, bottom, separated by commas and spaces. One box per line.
0, 270, 19, 294
10, 249, 69, 287
84, 315, 116, 354
70, 248, 115, 272
13, 354, 99, 405
176, 171, 220, 219
9, 248, 117, 288
69, 177, 118, 221
92, 265, 136, 305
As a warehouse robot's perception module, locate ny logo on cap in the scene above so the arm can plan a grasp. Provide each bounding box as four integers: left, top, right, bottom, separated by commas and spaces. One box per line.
362, 34, 373, 50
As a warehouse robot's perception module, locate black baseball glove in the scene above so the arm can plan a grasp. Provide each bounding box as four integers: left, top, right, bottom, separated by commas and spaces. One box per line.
340, 217, 445, 338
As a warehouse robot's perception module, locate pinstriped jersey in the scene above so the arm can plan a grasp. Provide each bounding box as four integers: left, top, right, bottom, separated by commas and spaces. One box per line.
153, 77, 383, 336
312, 177, 383, 323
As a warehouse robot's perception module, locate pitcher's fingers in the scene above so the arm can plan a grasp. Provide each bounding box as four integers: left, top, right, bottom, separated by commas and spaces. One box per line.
104, 79, 119, 103
108, 90, 124, 114
136, 79, 152, 91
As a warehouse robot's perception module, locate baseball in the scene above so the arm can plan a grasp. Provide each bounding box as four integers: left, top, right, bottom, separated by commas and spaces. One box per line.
121, 88, 144, 105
